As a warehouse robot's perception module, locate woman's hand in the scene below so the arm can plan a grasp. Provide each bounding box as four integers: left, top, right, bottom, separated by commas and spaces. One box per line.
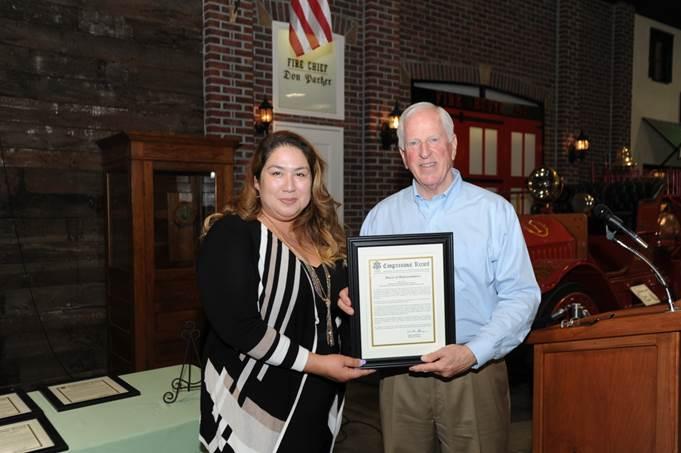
305, 353, 374, 383
337, 287, 354, 315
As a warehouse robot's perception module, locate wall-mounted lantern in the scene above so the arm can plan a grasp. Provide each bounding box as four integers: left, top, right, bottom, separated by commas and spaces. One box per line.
255, 98, 273, 135
568, 130, 590, 163
380, 102, 402, 150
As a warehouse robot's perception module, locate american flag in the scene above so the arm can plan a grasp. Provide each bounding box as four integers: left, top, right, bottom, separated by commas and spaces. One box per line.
289, 0, 333, 57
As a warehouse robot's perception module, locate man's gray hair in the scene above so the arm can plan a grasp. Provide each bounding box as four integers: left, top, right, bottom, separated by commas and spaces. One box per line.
396, 102, 455, 150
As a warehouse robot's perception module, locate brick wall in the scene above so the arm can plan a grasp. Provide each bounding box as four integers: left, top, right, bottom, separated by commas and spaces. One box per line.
203, 1, 256, 191
203, 0, 635, 234
612, 3, 635, 164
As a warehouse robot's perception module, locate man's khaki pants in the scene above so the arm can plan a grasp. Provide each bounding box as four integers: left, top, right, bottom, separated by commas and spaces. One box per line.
379, 360, 510, 453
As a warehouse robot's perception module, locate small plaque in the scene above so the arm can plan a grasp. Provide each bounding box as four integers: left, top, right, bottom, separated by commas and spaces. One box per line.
39, 376, 139, 412
630, 283, 661, 306
0, 390, 41, 424
0, 415, 67, 453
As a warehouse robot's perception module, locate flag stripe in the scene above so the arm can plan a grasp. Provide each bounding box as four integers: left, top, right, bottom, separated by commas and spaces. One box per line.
289, 0, 333, 57
289, 27, 306, 57
291, 0, 321, 50
290, 14, 312, 56
303, 0, 330, 46
308, 0, 333, 42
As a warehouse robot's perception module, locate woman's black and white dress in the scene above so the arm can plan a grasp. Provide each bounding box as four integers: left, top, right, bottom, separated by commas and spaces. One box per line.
198, 214, 346, 453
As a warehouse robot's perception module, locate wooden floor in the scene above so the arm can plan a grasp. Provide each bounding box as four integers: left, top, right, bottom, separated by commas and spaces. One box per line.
334, 375, 532, 453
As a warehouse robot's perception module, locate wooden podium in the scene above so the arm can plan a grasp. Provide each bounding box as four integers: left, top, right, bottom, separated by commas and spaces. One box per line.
527, 304, 681, 452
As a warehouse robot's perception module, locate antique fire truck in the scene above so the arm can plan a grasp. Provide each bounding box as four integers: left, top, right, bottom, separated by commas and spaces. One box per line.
519, 168, 679, 327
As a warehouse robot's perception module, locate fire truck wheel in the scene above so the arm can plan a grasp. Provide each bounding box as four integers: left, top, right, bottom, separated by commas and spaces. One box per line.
534, 282, 601, 328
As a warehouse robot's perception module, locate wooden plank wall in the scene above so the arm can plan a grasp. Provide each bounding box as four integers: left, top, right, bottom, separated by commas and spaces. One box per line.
0, 0, 204, 389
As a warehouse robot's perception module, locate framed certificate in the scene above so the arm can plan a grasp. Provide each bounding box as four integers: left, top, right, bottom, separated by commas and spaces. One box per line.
346, 233, 455, 368
0, 415, 67, 453
0, 390, 41, 423
39, 375, 139, 412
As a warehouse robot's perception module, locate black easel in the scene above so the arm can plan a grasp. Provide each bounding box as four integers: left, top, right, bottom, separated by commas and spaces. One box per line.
163, 321, 202, 404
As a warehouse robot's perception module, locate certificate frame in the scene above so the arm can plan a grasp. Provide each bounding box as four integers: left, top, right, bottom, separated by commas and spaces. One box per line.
39, 375, 139, 412
0, 414, 68, 453
346, 233, 455, 368
0, 389, 41, 423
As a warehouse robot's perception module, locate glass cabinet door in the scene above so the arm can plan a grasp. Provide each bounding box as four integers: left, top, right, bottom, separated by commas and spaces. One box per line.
150, 166, 222, 366
152, 170, 217, 269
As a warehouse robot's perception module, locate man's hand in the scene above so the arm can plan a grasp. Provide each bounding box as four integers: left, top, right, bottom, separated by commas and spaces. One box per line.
305, 353, 374, 383
409, 344, 477, 379
337, 287, 354, 315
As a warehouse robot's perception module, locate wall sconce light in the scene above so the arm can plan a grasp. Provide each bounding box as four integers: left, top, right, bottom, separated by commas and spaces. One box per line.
255, 98, 273, 135
380, 102, 402, 150
568, 130, 590, 163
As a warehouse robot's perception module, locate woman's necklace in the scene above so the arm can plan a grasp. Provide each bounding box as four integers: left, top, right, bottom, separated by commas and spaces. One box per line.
302, 262, 335, 347
260, 213, 335, 346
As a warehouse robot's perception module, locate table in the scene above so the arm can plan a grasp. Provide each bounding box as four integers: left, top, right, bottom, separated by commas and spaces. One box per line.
29, 365, 201, 453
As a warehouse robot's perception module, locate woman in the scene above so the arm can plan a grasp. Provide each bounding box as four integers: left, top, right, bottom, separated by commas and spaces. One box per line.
198, 130, 372, 453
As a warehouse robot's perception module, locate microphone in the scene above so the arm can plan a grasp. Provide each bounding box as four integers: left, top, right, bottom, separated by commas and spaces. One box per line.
592, 204, 649, 249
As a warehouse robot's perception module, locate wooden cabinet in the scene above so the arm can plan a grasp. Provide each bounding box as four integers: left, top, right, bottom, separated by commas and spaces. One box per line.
98, 132, 237, 373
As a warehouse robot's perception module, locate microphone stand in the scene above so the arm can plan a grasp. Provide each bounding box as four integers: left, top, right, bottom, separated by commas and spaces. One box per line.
605, 226, 676, 312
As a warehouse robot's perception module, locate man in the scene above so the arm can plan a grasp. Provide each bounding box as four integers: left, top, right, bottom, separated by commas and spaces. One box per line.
339, 102, 540, 453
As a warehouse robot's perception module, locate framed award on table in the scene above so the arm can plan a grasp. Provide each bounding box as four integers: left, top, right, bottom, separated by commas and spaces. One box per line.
346, 233, 455, 368
39, 375, 139, 412
0, 390, 40, 424
0, 415, 68, 453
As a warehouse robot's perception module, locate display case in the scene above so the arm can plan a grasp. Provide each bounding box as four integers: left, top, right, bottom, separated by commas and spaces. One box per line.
98, 132, 238, 373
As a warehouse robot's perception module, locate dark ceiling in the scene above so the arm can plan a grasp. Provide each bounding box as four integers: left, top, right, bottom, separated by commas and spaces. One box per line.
626, 1, 681, 31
